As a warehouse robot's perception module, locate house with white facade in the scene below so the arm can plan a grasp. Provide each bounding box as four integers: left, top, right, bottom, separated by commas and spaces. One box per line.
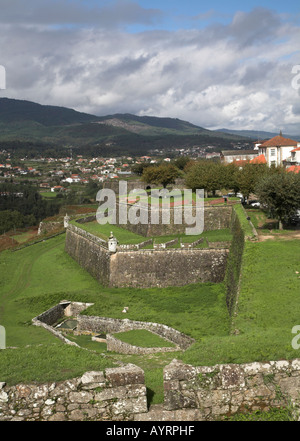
257, 132, 299, 167
286, 146, 300, 166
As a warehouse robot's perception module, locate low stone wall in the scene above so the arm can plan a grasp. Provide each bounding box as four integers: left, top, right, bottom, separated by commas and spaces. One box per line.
77, 316, 195, 351
106, 334, 180, 355
180, 238, 204, 248
32, 301, 94, 348
2, 358, 300, 421
0, 365, 147, 421
163, 359, 300, 420
153, 238, 178, 249
117, 239, 153, 250
38, 221, 63, 235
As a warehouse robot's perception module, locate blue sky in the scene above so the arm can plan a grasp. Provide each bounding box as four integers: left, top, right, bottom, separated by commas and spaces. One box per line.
0, 0, 299, 134
127, 0, 300, 31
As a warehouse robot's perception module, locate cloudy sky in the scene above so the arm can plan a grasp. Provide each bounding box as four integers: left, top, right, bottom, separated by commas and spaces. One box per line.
0, 0, 299, 134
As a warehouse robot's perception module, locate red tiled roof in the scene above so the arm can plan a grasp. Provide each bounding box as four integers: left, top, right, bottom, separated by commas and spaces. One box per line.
250, 154, 267, 164
291, 147, 300, 152
259, 135, 297, 148
287, 166, 300, 173
231, 159, 249, 166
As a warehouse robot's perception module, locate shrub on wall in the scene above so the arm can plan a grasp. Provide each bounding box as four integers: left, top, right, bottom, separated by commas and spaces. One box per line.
224, 205, 246, 316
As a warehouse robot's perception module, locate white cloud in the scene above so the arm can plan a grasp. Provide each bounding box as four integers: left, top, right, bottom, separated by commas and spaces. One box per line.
0, 5, 299, 134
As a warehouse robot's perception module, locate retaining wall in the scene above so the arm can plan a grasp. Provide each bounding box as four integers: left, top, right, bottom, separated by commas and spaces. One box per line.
65, 225, 110, 285
109, 247, 229, 288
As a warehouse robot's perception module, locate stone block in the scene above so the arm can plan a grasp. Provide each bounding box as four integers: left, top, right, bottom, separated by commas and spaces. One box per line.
164, 359, 196, 382
105, 364, 145, 387
220, 364, 245, 388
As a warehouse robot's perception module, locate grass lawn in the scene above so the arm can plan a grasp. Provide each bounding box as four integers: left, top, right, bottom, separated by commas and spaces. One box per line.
11, 230, 37, 244
181, 239, 300, 366
73, 218, 232, 247
113, 329, 176, 348
1, 221, 299, 412
0, 233, 229, 390
40, 191, 58, 199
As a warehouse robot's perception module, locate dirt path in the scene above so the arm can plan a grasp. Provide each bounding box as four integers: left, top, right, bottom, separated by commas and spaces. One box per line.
257, 232, 300, 242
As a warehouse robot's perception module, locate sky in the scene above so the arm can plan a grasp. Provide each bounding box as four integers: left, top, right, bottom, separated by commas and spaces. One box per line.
0, 0, 299, 134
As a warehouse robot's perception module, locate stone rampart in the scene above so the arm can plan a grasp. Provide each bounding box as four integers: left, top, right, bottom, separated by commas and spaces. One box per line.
109, 248, 229, 288
65, 224, 229, 288
65, 225, 110, 285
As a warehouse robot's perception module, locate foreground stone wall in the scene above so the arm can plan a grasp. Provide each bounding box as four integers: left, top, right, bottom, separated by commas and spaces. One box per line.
1, 358, 300, 421
163, 359, 300, 420
0, 365, 147, 421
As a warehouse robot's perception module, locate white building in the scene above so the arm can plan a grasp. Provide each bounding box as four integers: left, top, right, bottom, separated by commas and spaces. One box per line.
257, 132, 299, 167
221, 150, 258, 164
286, 146, 300, 166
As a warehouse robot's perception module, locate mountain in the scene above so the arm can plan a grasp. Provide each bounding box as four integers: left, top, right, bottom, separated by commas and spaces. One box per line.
0, 97, 251, 155
217, 128, 300, 142
0, 97, 99, 126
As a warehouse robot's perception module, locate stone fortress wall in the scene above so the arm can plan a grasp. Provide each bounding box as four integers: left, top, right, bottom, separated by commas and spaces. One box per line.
64, 204, 232, 288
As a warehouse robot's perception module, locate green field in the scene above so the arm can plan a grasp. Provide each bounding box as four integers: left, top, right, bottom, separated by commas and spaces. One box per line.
0, 221, 300, 411
72, 218, 233, 247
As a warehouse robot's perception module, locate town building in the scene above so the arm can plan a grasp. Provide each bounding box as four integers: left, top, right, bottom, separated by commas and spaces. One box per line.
220, 150, 258, 164
257, 132, 299, 167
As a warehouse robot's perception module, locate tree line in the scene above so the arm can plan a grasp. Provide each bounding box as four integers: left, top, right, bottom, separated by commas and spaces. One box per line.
0, 183, 60, 234
140, 159, 300, 228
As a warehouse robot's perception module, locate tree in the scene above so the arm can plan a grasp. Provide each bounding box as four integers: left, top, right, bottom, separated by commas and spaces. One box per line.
237, 163, 268, 200
172, 156, 191, 170
255, 172, 300, 229
141, 164, 181, 188
0, 210, 24, 234
185, 160, 223, 196
221, 163, 240, 194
